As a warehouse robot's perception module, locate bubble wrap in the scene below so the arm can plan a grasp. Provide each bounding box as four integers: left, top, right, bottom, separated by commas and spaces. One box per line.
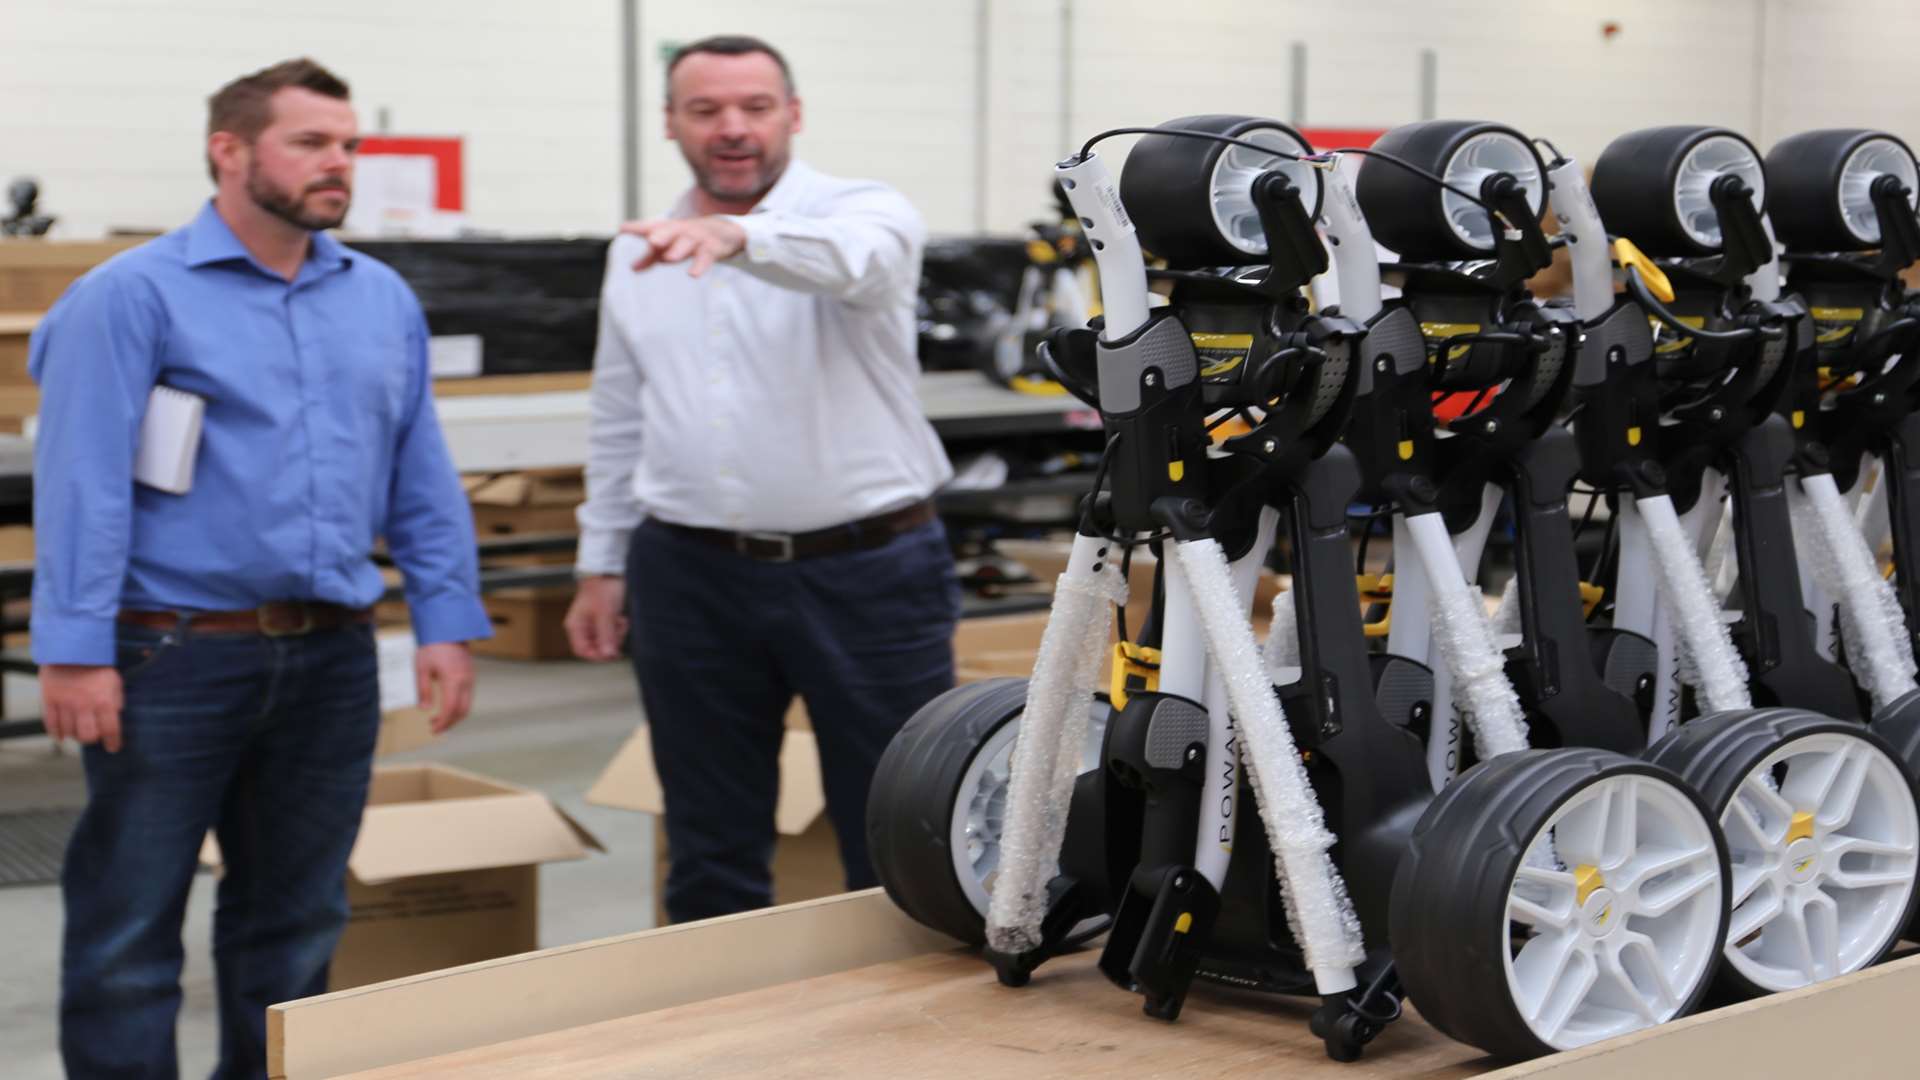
1792, 477, 1918, 709
1174, 538, 1365, 991
1639, 497, 1753, 713
1491, 576, 1522, 637
1262, 585, 1301, 678
1403, 514, 1530, 759
984, 557, 1129, 955
1428, 580, 1532, 759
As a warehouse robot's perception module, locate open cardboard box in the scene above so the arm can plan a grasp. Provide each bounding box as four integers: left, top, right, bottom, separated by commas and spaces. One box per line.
586, 706, 842, 925
201, 763, 602, 991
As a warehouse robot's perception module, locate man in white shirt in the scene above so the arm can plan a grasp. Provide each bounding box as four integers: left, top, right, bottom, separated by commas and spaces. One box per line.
566, 35, 958, 922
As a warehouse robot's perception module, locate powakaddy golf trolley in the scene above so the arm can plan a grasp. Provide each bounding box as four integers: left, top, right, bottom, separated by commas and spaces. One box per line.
868, 116, 1740, 1062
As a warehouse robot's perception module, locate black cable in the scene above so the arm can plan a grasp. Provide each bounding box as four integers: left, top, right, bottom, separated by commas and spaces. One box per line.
1559, 402, 1586, 428
1351, 503, 1396, 575
1533, 136, 1566, 165
1623, 268, 1763, 343
1072, 127, 1508, 225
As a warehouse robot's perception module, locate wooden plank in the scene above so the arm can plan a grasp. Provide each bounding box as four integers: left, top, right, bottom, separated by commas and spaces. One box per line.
334, 947, 1495, 1080
432, 372, 590, 397
267, 889, 952, 1079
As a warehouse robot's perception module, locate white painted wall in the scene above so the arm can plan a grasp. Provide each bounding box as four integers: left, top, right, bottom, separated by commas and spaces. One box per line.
4, 0, 1918, 242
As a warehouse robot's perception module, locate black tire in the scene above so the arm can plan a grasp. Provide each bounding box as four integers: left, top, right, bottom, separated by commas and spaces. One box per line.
1645, 707, 1920, 997
1590, 126, 1765, 257
1355, 120, 1547, 260
1765, 129, 1918, 252
866, 677, 1110, 947
1118, 114, 1318, 268
1391, 748, 1731, 1059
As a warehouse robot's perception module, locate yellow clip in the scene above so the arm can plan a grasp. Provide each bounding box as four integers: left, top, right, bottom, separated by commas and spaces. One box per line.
1173, 912, 1193, 934
1109, 641, 1162, 711
1791, 410, 1805, 429
1578, 581, 1605, 619
1574, 864, 1606, 907
1613, 238, 1675, 303
1626, 426, 1642, 447
1356, 573, 1394, 638
1025, 238, 1059, 265
1786, 810, 1816, 845
1397, 439, 1415, 461
1168, 460, 1186, 482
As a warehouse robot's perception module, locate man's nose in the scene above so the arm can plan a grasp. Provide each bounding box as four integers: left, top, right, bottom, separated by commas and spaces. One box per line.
715, 107, 751, 139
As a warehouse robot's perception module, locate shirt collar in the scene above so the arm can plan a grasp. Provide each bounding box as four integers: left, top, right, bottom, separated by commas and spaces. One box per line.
184, 199, 353, 276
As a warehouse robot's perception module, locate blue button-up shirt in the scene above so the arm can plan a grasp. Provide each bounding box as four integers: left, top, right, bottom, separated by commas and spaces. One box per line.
28, 201, 491, 665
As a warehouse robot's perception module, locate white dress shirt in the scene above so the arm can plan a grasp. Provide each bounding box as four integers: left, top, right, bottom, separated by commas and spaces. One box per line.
575, 160, 954, 575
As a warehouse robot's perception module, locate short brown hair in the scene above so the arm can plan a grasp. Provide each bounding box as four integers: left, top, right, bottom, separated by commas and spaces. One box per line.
205, 58, 350, 181
665, 35, 795, 102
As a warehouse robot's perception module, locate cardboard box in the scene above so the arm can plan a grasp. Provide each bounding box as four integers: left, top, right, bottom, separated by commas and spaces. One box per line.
202, 764, 602, 992
466, 469, 583, 539
0, 239, 143, 311
0, 312, 36, 386
470, 587, 573, 661
586, 721, 841, 926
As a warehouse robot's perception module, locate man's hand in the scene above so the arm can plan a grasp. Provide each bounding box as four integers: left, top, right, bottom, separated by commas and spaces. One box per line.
565, 576, 629, 662
416, 642, 476, 734
621, 216, 747, 277
41, 665, 125, 752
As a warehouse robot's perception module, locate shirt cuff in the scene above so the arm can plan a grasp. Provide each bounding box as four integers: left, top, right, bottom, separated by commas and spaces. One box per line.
575, 527, 632, 577
729, 213, 780, 265
407, 591, 494, 646
30, 614, 119, 667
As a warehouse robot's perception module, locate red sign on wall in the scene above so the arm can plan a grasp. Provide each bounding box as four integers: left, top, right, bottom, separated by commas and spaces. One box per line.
356, 136, 465, 211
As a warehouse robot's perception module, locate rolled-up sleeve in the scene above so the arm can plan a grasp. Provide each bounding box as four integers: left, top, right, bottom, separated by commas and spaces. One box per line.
382, 308, 492, 644
29, 272, 163, 665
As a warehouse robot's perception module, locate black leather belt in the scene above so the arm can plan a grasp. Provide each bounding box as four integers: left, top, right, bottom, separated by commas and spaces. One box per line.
118, 601, 372, 637
655, 499, 937, 562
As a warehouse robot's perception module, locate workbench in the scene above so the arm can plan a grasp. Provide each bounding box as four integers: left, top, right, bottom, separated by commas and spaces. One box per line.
269, 889, 1920, 1080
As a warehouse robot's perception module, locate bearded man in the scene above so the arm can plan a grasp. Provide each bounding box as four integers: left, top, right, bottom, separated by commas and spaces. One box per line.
564, 34, 958, 923
28, 57, 488, 1078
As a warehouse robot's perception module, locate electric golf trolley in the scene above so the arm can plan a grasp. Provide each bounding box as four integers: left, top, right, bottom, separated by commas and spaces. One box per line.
868, 116, 1758, 1062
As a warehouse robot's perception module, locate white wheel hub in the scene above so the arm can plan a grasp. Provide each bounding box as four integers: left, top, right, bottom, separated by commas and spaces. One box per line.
949, 703, 1109, 925
1719, 732, 1919, 993
1503, 774, 1724, 1051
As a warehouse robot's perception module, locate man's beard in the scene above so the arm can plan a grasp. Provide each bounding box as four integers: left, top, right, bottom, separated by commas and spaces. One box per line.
690, 144, 787, 205
247, 163, 350, 231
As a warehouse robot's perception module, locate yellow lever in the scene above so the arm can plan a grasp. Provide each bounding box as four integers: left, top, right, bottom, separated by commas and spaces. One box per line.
1613, 238, 1676, 303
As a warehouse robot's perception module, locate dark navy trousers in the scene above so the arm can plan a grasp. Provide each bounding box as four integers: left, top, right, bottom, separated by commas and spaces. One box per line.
61, 622, 380, 1080
626, 517, 960, 923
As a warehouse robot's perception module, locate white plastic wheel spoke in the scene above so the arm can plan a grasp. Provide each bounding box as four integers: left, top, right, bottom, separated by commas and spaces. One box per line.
1728, 881, 1785, 943
1559, 785, 1615, 867
1741, 776, 1797, 834
1725, 792, 1779, 850
1822, 834, 1917, 861
1803, 892, 1841, 982
1604, 779, 1640, 866
1636, 867, 1719, 918
1811, 745, 1871, 829
1516, 863, 1577, 890
1617, 843, 1712, 891
1537, 948, 1600, 1040
1824, 864, 1916, 891
1599, 951, 1659, 1023
1617, 931, 1679, 1013
1729, 863, 1771, 909
1778, 900, 1819, 983
1510, 892, 1572, 930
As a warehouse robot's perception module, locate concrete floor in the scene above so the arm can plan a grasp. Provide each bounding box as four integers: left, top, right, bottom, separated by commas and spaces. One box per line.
0, 657, 657, 1080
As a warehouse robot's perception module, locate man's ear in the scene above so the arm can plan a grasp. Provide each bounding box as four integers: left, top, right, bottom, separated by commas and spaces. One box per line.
207, 131, 247, 182
788, 96, 803, 137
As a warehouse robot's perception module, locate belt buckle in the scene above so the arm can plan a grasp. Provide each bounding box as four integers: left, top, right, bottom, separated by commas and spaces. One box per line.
258, 602, 315, 637
738, 531, 795, 563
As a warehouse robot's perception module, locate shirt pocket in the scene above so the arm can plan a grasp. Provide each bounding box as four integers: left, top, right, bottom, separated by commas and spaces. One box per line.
346, 334, 413, 422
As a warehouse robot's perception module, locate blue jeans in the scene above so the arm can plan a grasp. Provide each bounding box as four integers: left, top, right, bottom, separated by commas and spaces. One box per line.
60, 621, 381, 1080
627, 518, 960, 923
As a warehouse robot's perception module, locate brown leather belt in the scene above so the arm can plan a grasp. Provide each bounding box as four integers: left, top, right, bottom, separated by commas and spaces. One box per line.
656, 499, 937, 563
117, 601, 373, 637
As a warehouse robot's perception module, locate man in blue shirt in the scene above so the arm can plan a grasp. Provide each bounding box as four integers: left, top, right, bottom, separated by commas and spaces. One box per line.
29, 58, 490, 1078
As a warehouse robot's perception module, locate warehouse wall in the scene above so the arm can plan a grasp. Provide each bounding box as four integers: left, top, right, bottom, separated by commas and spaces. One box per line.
6, 0, 1920, 241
